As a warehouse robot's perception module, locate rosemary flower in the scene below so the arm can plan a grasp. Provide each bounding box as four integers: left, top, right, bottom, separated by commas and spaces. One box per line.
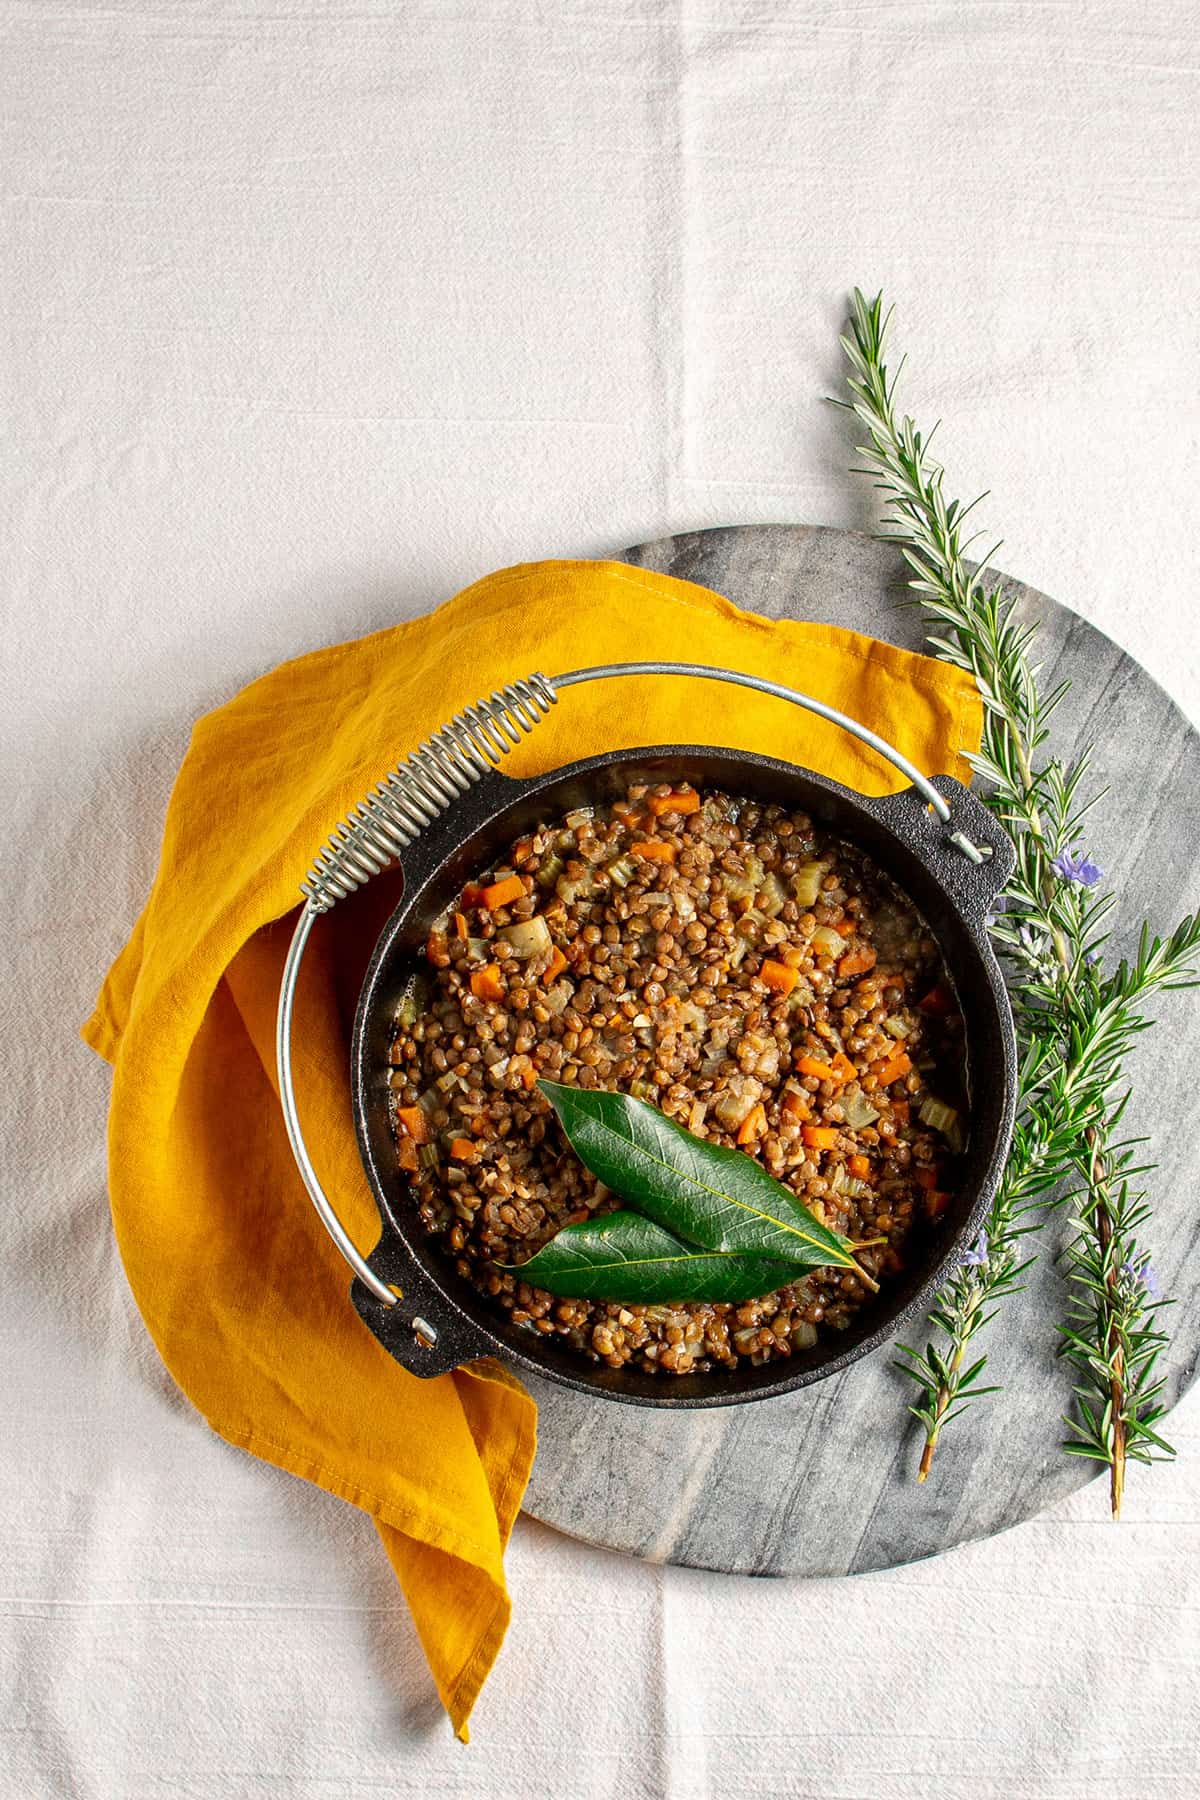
1051, 849, 1103, 887
1121, 1258, 1163, 1303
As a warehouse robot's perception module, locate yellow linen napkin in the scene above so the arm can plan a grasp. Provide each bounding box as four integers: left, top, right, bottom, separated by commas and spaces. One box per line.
82, 558, 982, 1739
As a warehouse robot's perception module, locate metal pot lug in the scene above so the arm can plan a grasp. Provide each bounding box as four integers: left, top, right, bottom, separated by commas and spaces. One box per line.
350, 1229, 493, 1378
864, 775, 1014, 918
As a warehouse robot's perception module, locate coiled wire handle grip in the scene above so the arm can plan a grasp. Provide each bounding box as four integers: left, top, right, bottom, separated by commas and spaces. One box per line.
276, 662, 991, 1317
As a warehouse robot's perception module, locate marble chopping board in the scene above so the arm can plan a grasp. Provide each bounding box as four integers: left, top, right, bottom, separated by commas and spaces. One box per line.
518, 523, 1200, 1577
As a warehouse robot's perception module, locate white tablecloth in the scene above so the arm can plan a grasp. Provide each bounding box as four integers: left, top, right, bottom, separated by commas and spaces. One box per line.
5, 3, 1200, 1794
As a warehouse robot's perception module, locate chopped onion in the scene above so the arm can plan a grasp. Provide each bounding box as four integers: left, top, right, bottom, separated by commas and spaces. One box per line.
720, 873, 758, 907
759, 872, 788, 919
498, 915, 553, 959
883, 1014, 912, 1038
841, 1090, 880, 1130
556, 873, 601, 904
563, 807, 593, 829
811, 925, 844, 957
713, 1075, 762, 1130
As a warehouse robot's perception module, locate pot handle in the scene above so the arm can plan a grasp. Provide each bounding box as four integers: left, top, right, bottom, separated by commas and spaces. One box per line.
350, 1232, 490, 1378
276, 661, 1002, 1329
864, 773, 1016, 918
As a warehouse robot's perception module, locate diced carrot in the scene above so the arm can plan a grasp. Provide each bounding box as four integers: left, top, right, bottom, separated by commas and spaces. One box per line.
520, 1062, 538, 1090
542, 946, 568, 985
781, 1089, 810, 1122
801, 1124, 839, 1151
452, 911, 468, 940
396, 1137, 419, 1173
873, 1050, 912, 1085
470, 963, 505, 1003
892, 1100, 911, 1126
797, 1054, 838, 1082
395, 1105, 430, 1145
849, 1153, 872, 1180
480, 874, 525, 911
914, 1164, 941, 1190
838, 947, 878, 979
630, 839, 677, 863
832, 1051, 857, 1084
449, 1138, 478, 1162
737, 1102, 767, 1145
387, 1039, 406, 1065
761, 959, 799, 995
834, 918, 857, 937
918, 983, 954, 1015
924, 1190, 951, 1220
648, 788, 701, 816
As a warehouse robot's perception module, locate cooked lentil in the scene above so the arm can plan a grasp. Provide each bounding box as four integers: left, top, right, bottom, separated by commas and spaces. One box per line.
386, 782, 967, 1375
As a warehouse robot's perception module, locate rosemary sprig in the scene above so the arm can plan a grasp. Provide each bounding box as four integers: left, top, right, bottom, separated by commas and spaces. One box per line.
836, 289, 1200, 1508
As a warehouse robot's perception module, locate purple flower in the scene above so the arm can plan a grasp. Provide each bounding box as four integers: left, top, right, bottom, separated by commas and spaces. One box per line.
1051, 848, 1103, 888
1085, 947, 1103, 967
962, 1232, 989, 1267
1122, 1257, 1162, 1302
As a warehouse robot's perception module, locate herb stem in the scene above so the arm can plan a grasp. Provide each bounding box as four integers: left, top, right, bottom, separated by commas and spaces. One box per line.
915, 1290, 980, 1481
1088, 1121, 1126, 1518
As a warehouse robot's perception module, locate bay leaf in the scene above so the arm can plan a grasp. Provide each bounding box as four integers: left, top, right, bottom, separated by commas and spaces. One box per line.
538, 1079, 859, 1274
510, 1210, 803, 1304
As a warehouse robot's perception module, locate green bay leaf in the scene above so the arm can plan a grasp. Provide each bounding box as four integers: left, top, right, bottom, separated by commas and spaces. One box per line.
508, 1210, 802, 1304
537, 1079, 859, 1274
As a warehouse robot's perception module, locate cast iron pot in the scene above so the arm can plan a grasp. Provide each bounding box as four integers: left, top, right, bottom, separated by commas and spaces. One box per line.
340, 741, 1017, 1408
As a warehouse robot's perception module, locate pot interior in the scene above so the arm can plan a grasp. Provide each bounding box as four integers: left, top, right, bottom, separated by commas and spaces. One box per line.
352, 747, 1012, 1407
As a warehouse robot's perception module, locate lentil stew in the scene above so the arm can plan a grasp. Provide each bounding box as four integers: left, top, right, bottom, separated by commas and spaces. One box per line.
384, 780, 970, 1379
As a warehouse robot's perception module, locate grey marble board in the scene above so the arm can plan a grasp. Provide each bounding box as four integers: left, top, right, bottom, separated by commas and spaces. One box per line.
518, 524, 1200, 1577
